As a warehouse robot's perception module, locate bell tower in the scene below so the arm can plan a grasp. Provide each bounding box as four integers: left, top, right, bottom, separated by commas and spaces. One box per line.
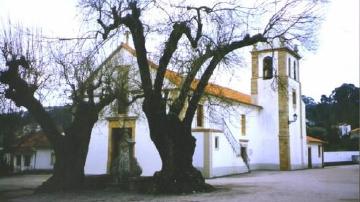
250, 41, 303, 171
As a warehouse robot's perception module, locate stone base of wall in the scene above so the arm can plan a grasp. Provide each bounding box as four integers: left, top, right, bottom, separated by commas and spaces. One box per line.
197, 166, 249, 178
210, 166, 249, 178
324, 161, 357, 166
310, 163, 324, 168
291, 164, 307, 170
250, 163, 280, 170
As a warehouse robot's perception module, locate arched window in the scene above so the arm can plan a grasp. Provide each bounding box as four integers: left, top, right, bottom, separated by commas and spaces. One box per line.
293, 61, 297, 80
263, 56, 273, 79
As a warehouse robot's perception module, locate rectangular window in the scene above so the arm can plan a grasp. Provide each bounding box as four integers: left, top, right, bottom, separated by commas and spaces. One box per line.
293, 61, 297, 80
292, 90, 297, 108
214, 136, 219, 149
24, 155, 31, 167
288, 58, 291, 78
16, 155, 21, 166
196, 104, 204, 127
318, 145, 321, 158
241, 114, 246, 136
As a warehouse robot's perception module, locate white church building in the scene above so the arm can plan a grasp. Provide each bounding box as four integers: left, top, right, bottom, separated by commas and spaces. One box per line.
84, 41, 320, 178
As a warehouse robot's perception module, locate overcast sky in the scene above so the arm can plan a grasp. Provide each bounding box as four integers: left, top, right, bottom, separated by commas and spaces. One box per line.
0, 0, 359, 102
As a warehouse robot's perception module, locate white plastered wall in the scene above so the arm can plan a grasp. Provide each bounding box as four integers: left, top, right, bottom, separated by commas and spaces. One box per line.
252, 51, 280, 169
287, 53, 307, 170
85, 120, 108, 174
133, 115, 162, 176
308, 143, 323, 168
211, 132, 248, 177
34, 149, 53, 170
192, 132, 204, 172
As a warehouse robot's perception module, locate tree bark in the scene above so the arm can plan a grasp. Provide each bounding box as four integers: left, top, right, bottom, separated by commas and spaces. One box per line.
144, 102, 212, 193
36, 104, 99, 192
37, 134, 89, 192
0, 32, 118, 192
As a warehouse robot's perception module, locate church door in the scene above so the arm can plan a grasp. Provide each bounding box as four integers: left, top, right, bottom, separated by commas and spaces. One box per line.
110, 128, 132, 175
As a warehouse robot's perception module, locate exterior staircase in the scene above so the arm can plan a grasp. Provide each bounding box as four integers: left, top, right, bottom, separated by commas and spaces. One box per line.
222, 119, 241, 156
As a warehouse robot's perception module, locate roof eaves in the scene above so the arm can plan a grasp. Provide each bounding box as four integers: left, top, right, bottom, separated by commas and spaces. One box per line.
251, 47, 301, 59
120, 43, 261, 107
307, 136, 327, 144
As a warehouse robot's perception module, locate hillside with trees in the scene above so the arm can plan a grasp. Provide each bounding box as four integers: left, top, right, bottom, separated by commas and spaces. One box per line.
0, 106, 72, 175
302, 83, 359, 151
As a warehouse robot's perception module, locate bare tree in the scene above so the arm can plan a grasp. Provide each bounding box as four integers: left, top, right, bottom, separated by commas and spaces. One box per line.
79, 0, 324, 193
0, 24, 130, 191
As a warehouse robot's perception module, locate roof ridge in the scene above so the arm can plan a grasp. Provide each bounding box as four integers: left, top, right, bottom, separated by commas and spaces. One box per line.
119, 43, 259, 107
307, 135, 327, 143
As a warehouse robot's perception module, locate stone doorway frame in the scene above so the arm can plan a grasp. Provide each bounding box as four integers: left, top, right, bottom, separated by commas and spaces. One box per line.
106, 115, 137, 173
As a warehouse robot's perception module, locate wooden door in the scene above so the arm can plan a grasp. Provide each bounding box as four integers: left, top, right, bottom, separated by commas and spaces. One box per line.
308, 147, 312, 168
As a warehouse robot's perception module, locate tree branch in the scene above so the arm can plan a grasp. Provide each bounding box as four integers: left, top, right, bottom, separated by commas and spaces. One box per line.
153, 22, 188, 103
183, 33, 266, 126
0, 57, 63, 148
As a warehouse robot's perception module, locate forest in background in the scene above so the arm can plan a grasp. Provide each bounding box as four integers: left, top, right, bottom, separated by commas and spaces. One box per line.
303, 83, 359, 151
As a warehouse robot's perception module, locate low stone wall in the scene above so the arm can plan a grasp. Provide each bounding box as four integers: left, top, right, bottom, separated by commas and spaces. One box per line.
324, 151, 359, 166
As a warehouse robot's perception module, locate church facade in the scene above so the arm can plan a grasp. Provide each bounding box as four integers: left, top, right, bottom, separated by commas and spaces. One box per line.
84, 41, 314, 178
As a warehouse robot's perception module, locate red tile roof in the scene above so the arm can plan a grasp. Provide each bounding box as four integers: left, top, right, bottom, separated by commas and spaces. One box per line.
120, 43, 259, 107
350, 128, 360, 138
351, 128, 360, 133
307, 136, 326, 144
13, 132, 51, 153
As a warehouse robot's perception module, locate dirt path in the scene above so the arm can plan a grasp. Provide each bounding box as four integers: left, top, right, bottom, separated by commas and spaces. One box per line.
0, 165, 358, 202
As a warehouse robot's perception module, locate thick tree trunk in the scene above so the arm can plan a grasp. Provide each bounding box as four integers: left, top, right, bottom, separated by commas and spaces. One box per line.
147, 112, 213, 193
0, 53, 116, 192
36, 105, 97, 192
36, 130, 91, 192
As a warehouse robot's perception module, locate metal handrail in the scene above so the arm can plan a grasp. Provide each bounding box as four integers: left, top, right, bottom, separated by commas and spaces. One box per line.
222, 119, 241, 156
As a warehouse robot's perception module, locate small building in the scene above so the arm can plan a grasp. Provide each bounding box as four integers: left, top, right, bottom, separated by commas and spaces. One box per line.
11, 132, 54, 172
306, 136, 326, 168
338, 124, 351, 137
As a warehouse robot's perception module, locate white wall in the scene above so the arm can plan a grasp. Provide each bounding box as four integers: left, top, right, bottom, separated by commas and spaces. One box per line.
13, 154, 29, 172
192, 132, 204, 170
13, 149, 53, 172
324, 151, 359, 163
205, 99, 264, 169
288, 62, 304, 169
134, 116, 162, 176
252, 51, 281, 169
34, 149, 53, 170
301, 102, 308, 168
286, 51, 309, 170
85, 121, 108, 175
85, 112, 163, 176
308, 143, 323, 168
211, 132, 247, 177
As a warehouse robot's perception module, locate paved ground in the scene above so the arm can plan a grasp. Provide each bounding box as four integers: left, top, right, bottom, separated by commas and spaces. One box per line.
0, 165, 358, 202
